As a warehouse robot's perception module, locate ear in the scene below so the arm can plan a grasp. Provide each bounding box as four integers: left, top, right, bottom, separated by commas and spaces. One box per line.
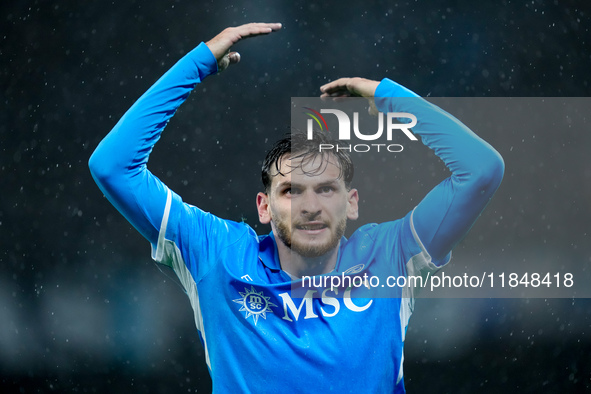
346, 188, 359, 220
256, 192, 272, 224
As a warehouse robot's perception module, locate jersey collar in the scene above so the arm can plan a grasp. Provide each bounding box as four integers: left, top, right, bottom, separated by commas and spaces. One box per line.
258, 232, 282, 271
258, 231, 349, 275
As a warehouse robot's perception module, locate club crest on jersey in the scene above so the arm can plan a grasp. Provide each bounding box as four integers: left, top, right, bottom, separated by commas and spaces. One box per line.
232, 286, 277, 326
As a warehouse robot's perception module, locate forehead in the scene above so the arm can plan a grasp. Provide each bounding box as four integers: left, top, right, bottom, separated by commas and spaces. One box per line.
272, 153, 344, 186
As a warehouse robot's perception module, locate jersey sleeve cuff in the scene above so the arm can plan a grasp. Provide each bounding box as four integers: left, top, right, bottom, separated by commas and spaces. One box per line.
186, 42, 219, 79
375, 78, 420, 98
375, 78, 421, 113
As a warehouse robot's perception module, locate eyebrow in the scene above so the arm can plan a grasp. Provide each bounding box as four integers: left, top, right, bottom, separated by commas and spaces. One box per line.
275, 179, 340, 190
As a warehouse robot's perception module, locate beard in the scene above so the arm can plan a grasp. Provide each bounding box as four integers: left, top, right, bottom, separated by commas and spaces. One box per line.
273, 213, 347, 258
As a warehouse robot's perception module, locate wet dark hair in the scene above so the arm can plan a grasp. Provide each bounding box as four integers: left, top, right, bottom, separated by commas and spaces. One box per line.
261, 131, 354, 192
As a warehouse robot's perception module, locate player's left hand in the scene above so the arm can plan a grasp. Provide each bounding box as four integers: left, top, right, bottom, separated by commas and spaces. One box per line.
320, 77, 380, 98
320, 77, 381, 115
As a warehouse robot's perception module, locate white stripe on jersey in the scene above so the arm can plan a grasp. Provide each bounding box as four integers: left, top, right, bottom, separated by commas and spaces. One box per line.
152, 189, 172, 262
152, 189, 212, 370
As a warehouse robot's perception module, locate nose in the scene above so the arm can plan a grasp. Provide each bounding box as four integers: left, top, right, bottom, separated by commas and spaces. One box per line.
299, 189, 322, 217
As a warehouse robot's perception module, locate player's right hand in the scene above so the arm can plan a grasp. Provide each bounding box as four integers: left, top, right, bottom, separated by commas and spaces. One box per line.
206, 23, 282, 72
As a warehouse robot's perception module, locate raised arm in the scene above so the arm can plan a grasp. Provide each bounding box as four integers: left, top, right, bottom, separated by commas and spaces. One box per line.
320, 78, 504, 264
88, 23, 282, 247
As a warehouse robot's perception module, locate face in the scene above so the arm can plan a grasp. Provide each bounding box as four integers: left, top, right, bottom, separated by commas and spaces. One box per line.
257, 154, 359, 258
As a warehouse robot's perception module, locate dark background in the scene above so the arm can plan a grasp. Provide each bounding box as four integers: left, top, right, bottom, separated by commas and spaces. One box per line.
2, 0, 590, 392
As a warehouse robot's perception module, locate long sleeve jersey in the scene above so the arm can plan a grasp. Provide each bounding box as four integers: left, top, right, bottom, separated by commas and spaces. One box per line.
89, 42, 504, 393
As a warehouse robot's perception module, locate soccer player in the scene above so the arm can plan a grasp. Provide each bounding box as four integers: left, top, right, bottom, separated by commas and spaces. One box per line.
89, 23, 504, 392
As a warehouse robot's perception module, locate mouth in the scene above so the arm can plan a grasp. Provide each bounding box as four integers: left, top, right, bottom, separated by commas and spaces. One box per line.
295, 222, 328, 234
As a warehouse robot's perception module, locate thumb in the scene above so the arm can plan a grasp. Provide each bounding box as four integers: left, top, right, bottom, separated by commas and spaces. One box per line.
217, 51, 240, 72
367, 99, 379, 116
228, 51, 241, 65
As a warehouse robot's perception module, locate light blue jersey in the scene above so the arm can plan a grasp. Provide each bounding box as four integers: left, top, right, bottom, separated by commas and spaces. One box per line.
89, 42, 504, 392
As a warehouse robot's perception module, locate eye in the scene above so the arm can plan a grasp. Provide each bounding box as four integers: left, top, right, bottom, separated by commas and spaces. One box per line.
318, 186, 335, 194
284, 187, 301, 195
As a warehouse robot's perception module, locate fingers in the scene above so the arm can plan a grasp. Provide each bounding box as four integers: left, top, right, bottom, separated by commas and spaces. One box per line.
206, 22, 281, 69
320, 78, 352, 96
320, 77, 379, 98
234, 22, 282, 38
224, 23, 283, 47
320, 78, 356, 101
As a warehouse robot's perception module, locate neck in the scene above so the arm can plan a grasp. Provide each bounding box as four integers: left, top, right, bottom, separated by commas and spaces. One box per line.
275, 239, 339, 278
